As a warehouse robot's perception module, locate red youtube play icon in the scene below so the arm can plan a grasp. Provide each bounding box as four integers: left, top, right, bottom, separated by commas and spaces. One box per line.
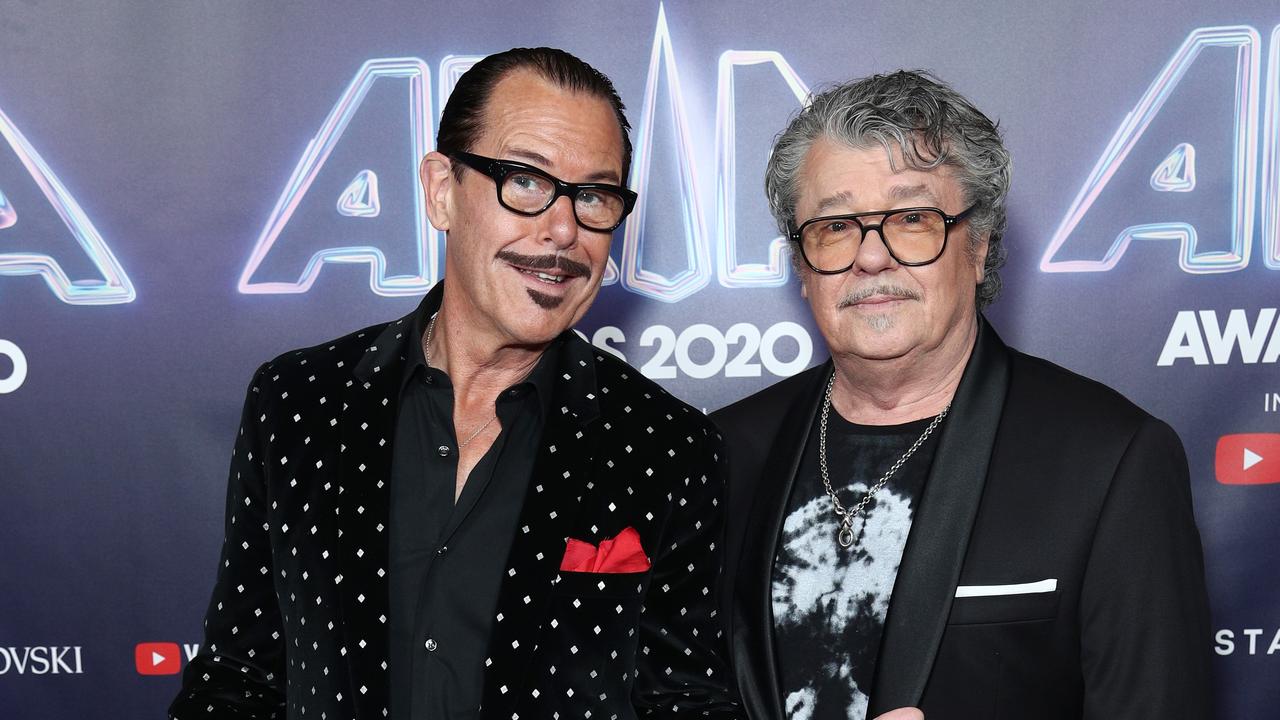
135, 642, 181, 675
1216, 434, 1280, 485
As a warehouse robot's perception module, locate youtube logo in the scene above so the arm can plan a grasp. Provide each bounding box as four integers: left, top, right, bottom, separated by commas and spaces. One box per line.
1216, 434, 1280, 485
135, 642, 181, 676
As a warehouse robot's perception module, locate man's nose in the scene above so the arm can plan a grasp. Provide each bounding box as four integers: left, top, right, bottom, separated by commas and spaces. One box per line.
541, 194, 579, 248
852, 225, 897, 273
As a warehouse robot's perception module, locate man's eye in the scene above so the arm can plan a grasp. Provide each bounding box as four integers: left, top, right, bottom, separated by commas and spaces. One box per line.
578, 190, 603, 206
825, 221, 851, 233
510, 173, 541, 190
900, 212, 923, 224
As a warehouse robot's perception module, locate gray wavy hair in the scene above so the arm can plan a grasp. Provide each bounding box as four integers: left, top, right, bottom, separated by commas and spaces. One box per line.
765, 70, 1010, 309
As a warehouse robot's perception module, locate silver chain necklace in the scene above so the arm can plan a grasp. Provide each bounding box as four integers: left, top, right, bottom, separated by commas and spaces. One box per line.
425, 313, 498, 451
819, 373, 950, 548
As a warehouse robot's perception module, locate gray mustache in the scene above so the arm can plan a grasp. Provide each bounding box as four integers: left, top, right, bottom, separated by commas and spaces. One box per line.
837, 285, 921, 308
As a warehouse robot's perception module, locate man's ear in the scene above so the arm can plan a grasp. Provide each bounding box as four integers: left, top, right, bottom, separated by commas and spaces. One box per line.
420, 151, 454, 232
971, 235, 990, 285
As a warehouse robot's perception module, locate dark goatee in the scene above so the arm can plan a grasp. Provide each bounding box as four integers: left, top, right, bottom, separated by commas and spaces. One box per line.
526, 288, 563, 309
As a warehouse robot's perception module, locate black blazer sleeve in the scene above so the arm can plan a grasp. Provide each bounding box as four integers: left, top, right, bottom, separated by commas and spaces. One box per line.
170, 364, 287, 719
632, 425, 743, 718
1079, 417, 1212, 719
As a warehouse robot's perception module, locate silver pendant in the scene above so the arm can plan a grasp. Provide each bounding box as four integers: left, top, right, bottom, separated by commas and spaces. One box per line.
817, 373, 951, 551
837, 516, 855, 548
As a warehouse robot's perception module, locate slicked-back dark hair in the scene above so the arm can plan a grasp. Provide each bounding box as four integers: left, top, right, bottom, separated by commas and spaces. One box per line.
436, 47, 632, 181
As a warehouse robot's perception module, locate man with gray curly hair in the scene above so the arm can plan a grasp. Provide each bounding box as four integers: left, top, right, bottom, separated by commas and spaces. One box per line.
713, 70, 1210, 719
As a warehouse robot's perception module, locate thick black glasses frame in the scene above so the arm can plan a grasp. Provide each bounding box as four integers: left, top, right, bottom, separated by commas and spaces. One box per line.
789, 204, 977, 273
451, 151, 638, 232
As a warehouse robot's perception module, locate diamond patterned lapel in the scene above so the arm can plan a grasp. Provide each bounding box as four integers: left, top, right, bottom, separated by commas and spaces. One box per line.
479, 364, 601, 717
335, 319, 409, 719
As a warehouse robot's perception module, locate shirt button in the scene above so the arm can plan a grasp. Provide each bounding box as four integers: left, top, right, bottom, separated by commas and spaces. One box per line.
507, 389, 520, 397
436, 545, 448, 557
424, 638, 438, 652
436, 445, 451, 457
423, 375, 435, 385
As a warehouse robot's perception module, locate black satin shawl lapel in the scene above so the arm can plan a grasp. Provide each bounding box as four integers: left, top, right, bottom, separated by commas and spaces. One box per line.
734, 362, 831, 720
868, 319, 1011, 716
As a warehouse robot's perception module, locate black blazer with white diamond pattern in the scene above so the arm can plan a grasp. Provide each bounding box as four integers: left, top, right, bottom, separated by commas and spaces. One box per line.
170, 285, 741, 720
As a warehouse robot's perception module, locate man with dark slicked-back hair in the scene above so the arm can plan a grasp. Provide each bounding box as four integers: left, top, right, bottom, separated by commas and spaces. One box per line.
171, 47, 741, 720
716, 70, 1211, 720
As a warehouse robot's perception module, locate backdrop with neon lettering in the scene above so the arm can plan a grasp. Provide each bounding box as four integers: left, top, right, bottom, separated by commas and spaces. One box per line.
0, 2, 1276, 716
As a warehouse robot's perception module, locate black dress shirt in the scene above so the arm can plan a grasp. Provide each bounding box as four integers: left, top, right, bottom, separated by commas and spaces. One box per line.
389, 303, 561, 720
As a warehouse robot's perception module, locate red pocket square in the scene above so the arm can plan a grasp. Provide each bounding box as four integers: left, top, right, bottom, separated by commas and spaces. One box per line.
560, 526, 650, 573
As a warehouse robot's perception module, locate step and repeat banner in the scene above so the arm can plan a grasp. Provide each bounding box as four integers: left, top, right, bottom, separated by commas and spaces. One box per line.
1, 1, 1277, 717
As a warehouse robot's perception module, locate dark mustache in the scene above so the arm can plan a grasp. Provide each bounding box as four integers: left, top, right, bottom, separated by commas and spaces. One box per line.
496, 250, 591, 278
838, 284, 921, 308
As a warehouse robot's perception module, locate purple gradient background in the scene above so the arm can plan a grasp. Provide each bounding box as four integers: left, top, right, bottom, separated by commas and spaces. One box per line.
0, 2, 1276, 717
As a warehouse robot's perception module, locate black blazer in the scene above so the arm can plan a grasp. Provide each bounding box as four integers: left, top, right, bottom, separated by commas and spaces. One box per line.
713, 319, 1212, 719
170, 288, 741, 720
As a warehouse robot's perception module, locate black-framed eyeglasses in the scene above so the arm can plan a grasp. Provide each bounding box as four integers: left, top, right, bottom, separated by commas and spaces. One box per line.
789, 205, 977, 273
450, 151, 637, 232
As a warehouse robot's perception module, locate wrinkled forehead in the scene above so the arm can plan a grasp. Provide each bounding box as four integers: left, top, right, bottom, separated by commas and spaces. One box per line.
796, 135, 960, 216
806, 184, 947, 217
477, 71, 626, 174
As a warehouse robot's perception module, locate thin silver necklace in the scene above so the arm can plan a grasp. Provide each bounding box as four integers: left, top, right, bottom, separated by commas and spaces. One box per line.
819, 373, 949, 548
425, 313, 498, 451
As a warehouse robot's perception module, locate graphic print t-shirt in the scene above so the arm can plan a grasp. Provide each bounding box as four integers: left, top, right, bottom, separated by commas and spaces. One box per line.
771, 410, 941, 720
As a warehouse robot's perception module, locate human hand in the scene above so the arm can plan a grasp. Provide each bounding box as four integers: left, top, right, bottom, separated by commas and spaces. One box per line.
871, 709, 923, 720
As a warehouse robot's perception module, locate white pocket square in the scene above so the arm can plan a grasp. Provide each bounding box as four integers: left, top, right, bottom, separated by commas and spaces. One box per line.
954, 578, 1058, 598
